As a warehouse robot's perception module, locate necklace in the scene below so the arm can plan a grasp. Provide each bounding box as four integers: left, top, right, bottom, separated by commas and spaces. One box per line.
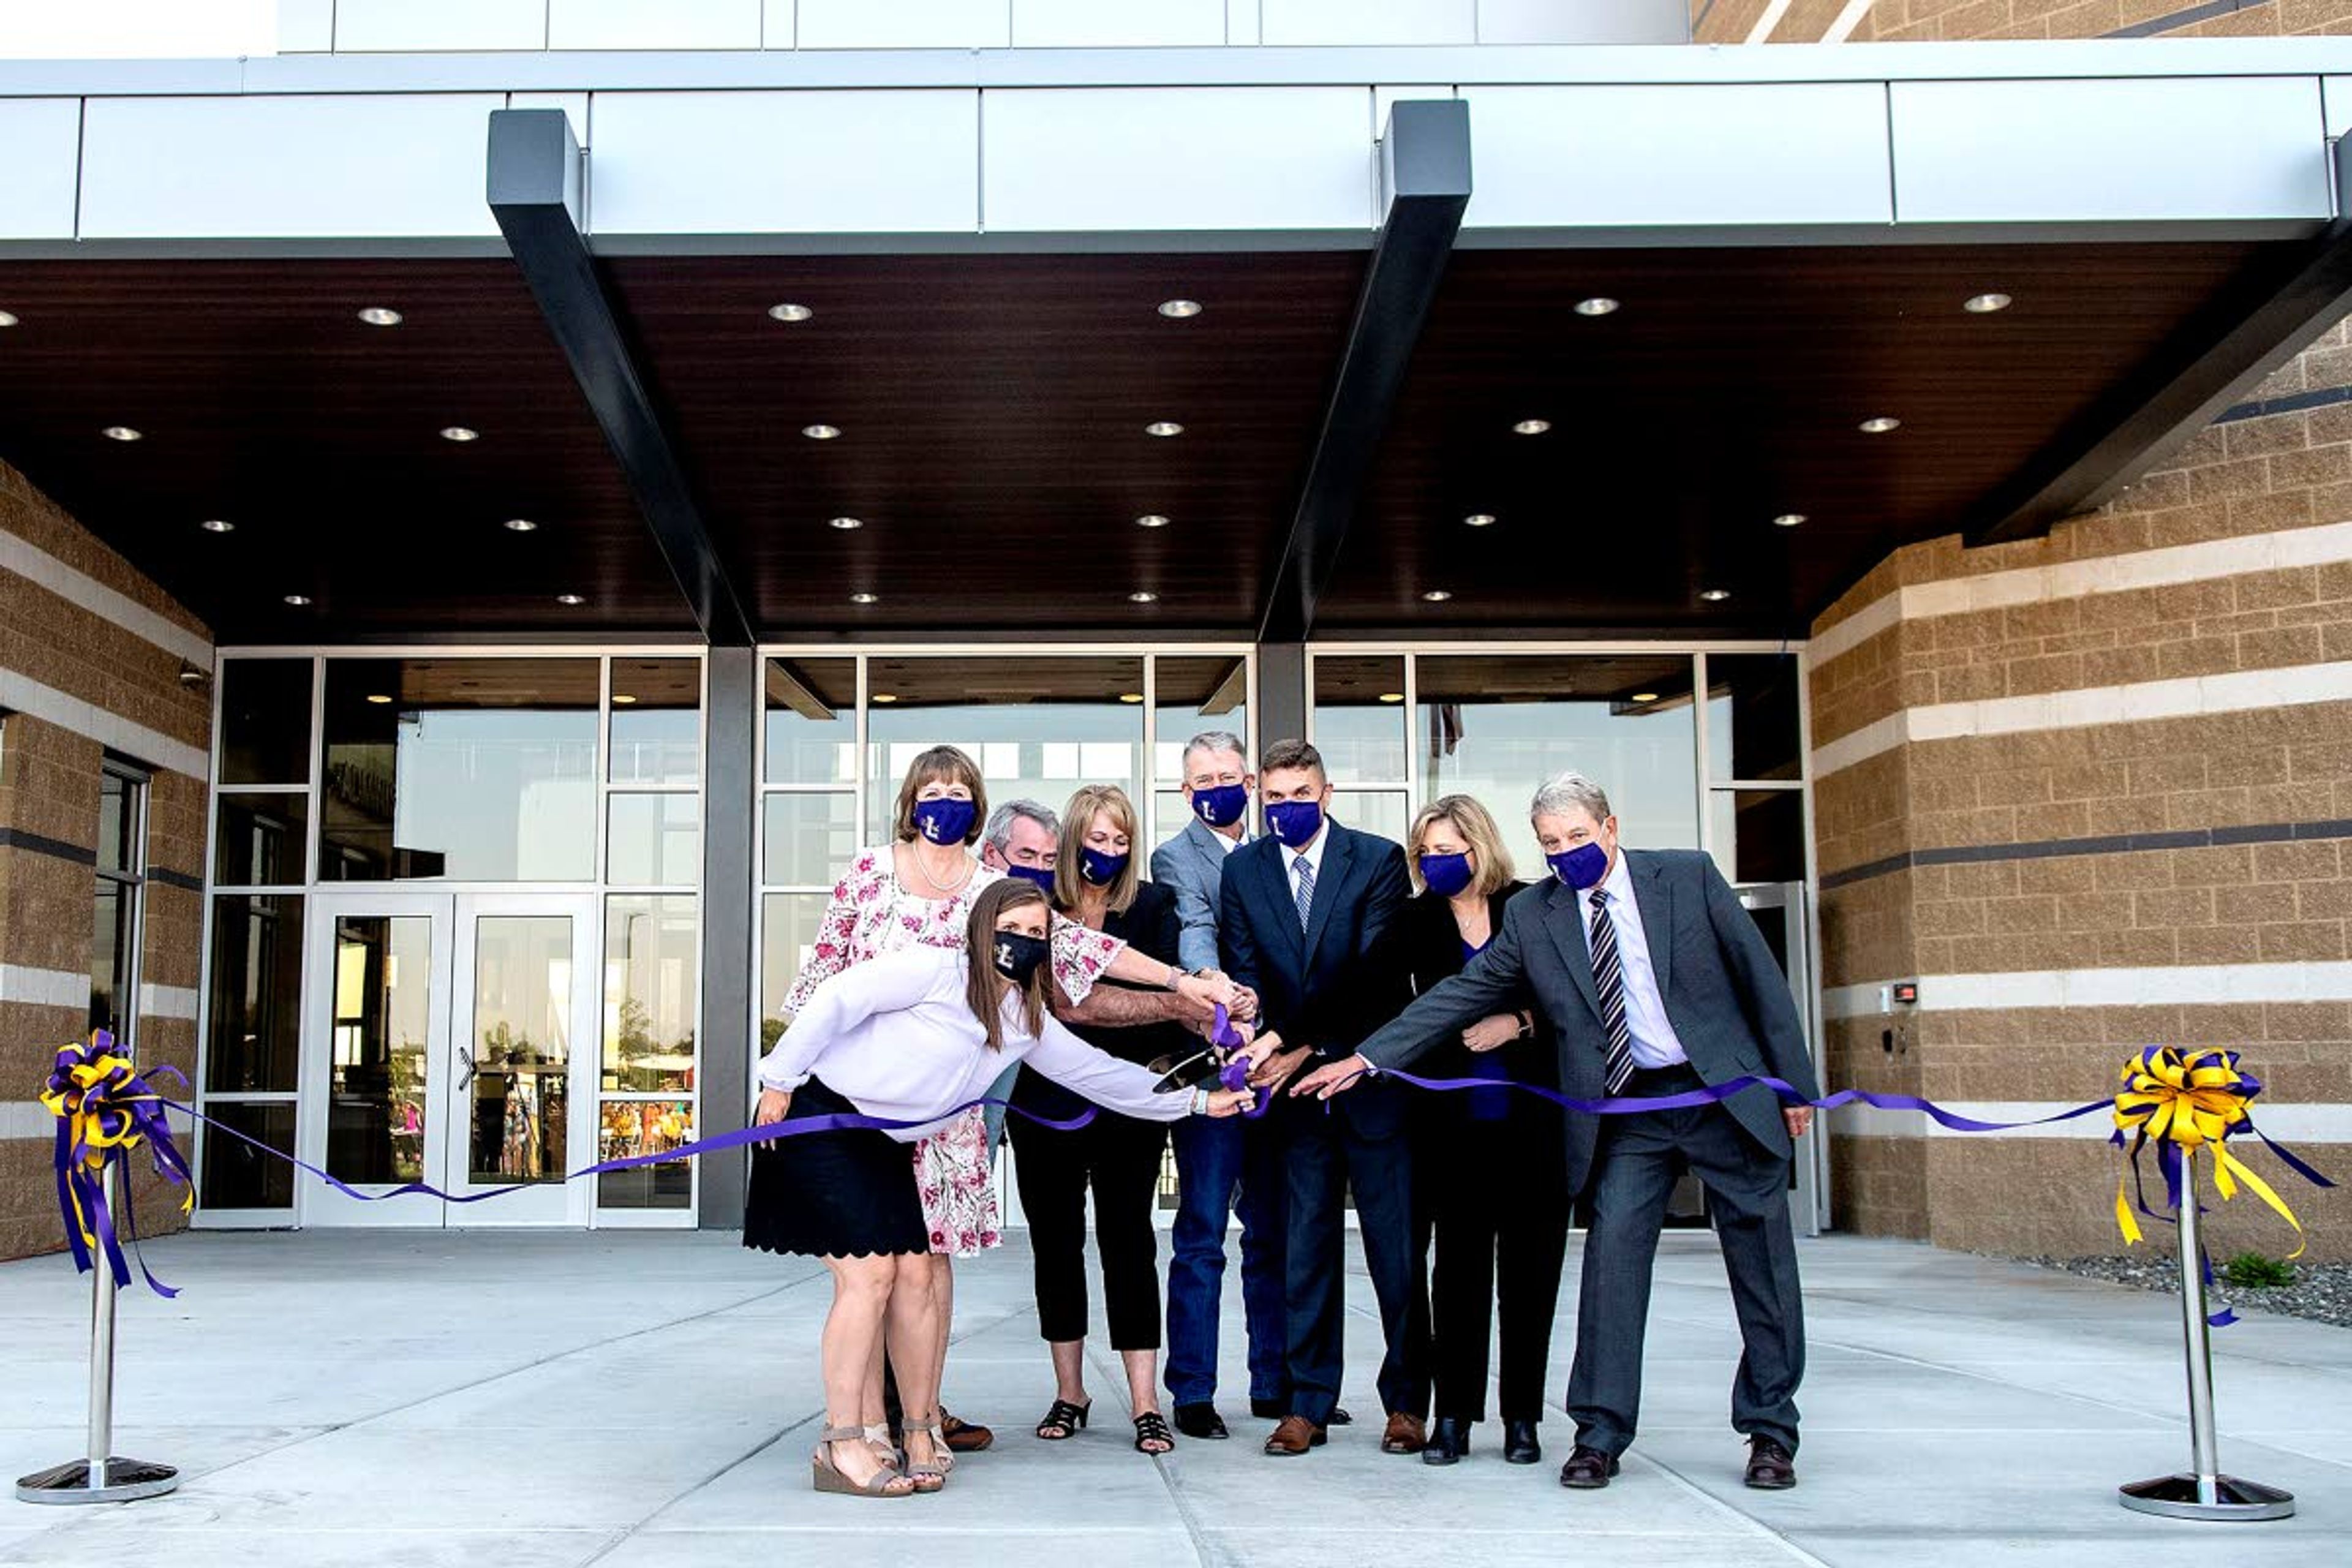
903, 842, 975, 898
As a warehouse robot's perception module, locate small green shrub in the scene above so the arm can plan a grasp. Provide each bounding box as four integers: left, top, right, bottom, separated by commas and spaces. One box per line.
2221, 1252, 2296, 1289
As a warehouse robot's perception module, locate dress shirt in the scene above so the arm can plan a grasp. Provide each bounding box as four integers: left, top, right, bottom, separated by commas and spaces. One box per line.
1284, 818, 1331, 889
757, 945, 1191, 1140
1582, 850, 1691, 1069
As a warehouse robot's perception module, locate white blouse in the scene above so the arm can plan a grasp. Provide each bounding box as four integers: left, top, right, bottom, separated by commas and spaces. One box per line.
756, 944, 1194, 1141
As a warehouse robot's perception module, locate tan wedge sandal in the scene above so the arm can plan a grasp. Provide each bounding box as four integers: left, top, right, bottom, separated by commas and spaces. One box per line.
900, 1411, 953, 1493
812, 1425, 916, 1498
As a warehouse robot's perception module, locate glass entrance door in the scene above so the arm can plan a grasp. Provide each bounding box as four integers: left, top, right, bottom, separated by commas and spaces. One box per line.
1736, 881, 1826, 1238
300, 892, 597, 1226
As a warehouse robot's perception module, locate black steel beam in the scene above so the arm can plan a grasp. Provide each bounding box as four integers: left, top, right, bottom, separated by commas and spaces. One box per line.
486, 108, 756, 645
1256, 99, 1471, 644
696, 646, 758, 1229
1969, 134, 2352, 546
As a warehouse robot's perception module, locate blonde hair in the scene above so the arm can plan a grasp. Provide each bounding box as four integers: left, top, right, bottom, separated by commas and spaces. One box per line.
1055, 783, 1141, 915
891, 745, 988, 846
1408, 794, 1517, 897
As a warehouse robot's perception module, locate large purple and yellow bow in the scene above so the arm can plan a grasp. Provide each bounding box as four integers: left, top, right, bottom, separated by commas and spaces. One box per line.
41, 1031, 192, 1297
2111, 1045, 2324, 1259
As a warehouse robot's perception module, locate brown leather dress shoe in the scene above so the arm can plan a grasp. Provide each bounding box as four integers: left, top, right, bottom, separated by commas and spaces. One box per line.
1263, 1415, 1327, 1457
1744, 1436, 1796, 1490
1558, 1446, 1620, 1489
940, 1410, 994, 1453
1381, 1412, 1427, 1455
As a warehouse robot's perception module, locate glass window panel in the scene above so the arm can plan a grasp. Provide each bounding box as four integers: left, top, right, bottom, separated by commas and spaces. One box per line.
95, 769, 134, 873
603, 894, 698, 1094
608, 793, 702, 888
320, 658, 597, 882
763, 792, 857, 888
466, 914, 572, 1185
862, 657, 1144, 831
1154, 656, 1250, 788
1330, 789, 1410, 850
324, 914, 432, 1185
610, 657, 701, 786
1416, 655, 1700, 877
89, 876, 130, 1039
1152, 791, 1190, 848
218, 658, 313, 786
205, 894, 304, 1093
198, 1099, 296, 1209
760, 893, 831, 1051
1709, 789, 1808, 886
597, 1099, 695, 1210
1310, 656, 1406, 785
764, 657, 856, 786
214, 792, 308, 886
1706, 654, 1804, 783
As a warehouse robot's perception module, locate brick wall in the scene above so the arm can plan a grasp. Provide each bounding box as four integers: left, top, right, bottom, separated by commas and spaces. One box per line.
1697, 0, 2352, 40
1, 458, 213, 1262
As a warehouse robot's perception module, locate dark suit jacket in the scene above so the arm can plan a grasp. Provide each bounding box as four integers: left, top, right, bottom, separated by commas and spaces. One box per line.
1355, 848, 1819, 1194
1012, 880, 1188, 1121
1219, 820, 1414, 1140
1398, 883, 1556, 1103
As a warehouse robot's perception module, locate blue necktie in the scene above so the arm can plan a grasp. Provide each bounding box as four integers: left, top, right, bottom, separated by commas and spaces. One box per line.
1293, 854, 1315, 932
1589, 888, 1635, 1095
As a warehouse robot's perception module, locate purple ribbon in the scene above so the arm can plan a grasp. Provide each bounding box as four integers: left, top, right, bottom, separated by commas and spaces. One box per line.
1209, 1004, 1272, 1118
45, 1039, 194, 1299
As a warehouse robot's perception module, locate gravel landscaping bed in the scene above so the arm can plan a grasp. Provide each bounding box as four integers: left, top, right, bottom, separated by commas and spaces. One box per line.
2028, 1253, 2352, 1330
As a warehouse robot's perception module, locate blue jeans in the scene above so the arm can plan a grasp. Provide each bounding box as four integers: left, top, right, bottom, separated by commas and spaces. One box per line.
1163, 1113, 1287, 1408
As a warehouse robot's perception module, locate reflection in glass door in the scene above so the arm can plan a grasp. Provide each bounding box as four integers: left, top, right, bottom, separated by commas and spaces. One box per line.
302, 892, 453, 1227
447, 897, 597, 1223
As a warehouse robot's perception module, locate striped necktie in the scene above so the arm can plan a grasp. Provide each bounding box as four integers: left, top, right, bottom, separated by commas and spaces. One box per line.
1588, 888, 1636, 1095
1292, 854, 1315, 932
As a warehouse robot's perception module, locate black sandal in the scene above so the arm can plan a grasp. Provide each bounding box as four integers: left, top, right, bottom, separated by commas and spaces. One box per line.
1133, 1412, 1175, 1455
1035, 1398, 1090, 1440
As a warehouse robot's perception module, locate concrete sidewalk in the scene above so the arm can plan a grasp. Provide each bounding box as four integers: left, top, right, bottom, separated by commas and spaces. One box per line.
2, 1229, 2346, 1566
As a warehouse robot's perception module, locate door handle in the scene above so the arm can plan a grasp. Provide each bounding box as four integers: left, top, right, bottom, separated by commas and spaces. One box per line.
456, 1046, 478, 1093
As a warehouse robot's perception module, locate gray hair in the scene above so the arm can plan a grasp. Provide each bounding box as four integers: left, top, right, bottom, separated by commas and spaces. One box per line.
1529, 771, 1612, 825
1181, 729, 1250, 773
982, 798, 1060, 854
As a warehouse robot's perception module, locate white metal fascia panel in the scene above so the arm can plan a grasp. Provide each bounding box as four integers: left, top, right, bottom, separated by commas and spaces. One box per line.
0, 97, 80, 240
333, 0, 548, 53
1261, 0, 1478, 47
1478, 0, 1690, 43
550, 0, 764, 51
1460, 83, 1892, 230
1891, 77, 2332, 224
796, 0, 1012, 51
984, 86, 1374, 234
588, 89, 982, 235
2327, 75, 2352, 140
1014, 0, 1228, 48
80, 94, 508, 240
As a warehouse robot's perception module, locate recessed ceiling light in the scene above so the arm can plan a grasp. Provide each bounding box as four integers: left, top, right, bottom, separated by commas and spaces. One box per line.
1574, 297, 1619, 317
556, 593, 586, 606
282, 594, 312, 607
0, 309, 19, 327
828, 516, 864, 531
503, 518, 538, 533
1773, 512, 1806, 528
1963, 292, 2012, 314
357, 307, 402, 326
1699, 588, 1732, 602
199, 518, 233, 533
1422, 589, 1454, 603
440, 425, 479, 442
870, 692, 897, 704
1145, 421, 1185, 438
1118, 692, 1145, 704
768, 303, 814, 323
1512, 418, 1551, 435
1129, 590, 1160, 603
1858, 416, 1901, 434
850, 591, 879, 605
1631, 692, 1659, 703
366, 693, 392, 704
612, 693, 637, 706
1158, 299, 1203, 319
1377, 692, 1404, 704
102, 426, 142, 442
1136, 514, 1170, 529
1463, 513, 1497, 528
802, 424, 840, 440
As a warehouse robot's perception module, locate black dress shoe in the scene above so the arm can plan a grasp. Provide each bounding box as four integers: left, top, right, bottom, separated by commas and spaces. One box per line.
1744, 1436, 1797, 1490
1502, 1419, 1541, 1465
1329, 1406, 1353, 1427
1558, 1446, 1621, 1490
1421, 1417, 1470, 1466
1172, 1403, 1229, 1440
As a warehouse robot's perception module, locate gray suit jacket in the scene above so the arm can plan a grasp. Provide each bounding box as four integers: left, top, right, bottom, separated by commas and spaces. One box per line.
1355, 848, 1819, 1196
1150, 816, 1245, 974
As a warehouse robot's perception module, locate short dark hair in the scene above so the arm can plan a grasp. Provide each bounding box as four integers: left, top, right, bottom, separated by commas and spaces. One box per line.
1258, 738, 1324, 780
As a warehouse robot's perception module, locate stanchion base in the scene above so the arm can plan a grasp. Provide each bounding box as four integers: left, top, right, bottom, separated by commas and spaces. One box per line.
2119, 1472, 2294, 1521
14, 1457, 180, 1505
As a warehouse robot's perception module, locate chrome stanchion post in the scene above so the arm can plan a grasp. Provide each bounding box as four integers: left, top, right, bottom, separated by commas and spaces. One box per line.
15, 1161, 181, 1504
2119, 1147, 2294, 1521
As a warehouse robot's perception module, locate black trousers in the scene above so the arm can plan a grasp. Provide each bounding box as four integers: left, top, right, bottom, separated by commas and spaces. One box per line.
1420, 1103, 1569, 1423
1009, 1108, 1169, 1350
1567, 1065, 1805, 1457
1281, 1101, 1430, 1426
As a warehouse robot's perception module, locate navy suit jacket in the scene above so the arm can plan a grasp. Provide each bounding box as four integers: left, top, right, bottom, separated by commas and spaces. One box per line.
1219, 820, 1414, 1140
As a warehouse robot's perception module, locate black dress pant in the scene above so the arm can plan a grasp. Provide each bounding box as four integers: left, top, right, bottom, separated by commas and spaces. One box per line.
1420, 1100, 1569, 1423
1009, 1108, 1169, 1350
1281, 1095, 1429, 1426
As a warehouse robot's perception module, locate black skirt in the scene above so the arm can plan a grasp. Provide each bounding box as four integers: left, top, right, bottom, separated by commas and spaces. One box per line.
741, 1077, 928, 1258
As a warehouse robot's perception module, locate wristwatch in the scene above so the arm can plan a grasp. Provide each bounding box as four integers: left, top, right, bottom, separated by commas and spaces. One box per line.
1189, 1087, 1212, 1115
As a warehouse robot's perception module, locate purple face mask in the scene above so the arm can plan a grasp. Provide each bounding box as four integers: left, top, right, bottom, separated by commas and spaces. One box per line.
1547, 842, 1609, 891
911, 797, 977, 845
